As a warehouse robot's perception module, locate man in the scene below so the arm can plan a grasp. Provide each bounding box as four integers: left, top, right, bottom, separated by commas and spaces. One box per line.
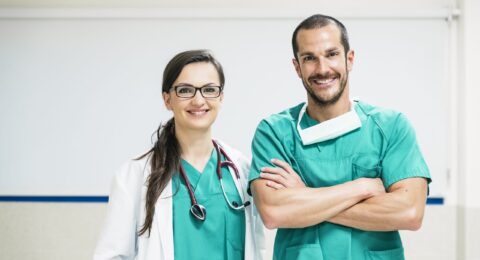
249, 14, 431, 260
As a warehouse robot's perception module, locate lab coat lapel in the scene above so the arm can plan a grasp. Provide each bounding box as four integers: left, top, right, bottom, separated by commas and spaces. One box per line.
220, 143, 256, 260
155, 179, 174, 260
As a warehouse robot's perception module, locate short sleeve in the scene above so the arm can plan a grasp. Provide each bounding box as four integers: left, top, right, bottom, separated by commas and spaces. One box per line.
248, 120, 293, 195
381, 114, 431, 189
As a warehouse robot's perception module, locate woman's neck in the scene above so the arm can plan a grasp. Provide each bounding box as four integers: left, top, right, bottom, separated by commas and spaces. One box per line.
175, 127, 214, 173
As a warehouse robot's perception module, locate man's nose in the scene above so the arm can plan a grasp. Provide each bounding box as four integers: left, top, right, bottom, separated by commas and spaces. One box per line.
315, 57, 329, 75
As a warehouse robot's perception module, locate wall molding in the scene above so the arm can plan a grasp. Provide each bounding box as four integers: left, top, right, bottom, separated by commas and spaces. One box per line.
0, 7, 461, 20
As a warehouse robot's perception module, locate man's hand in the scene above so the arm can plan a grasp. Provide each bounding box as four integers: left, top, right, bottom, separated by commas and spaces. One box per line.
355, 177, 386, 198
259, 159, 306, 189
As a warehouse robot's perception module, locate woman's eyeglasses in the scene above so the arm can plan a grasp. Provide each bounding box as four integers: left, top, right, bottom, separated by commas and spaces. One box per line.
171, 85, 223, 99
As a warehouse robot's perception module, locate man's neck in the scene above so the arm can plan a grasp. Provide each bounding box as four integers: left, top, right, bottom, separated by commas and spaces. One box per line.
306, 96, 352, 123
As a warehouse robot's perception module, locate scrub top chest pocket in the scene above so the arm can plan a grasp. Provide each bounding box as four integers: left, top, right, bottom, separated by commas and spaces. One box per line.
293, 141, 383, 187
352, 153, 382, 179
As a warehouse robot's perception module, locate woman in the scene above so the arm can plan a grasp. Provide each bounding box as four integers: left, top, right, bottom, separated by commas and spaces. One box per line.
94, 50, 265, 260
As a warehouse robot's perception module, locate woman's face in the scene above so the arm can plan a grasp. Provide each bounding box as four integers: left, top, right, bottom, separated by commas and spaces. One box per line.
163, 62, 223, 132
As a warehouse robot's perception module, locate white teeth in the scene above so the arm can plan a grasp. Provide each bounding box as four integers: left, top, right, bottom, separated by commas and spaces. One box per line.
313, 78, 335, 84
189, 110, 207, 116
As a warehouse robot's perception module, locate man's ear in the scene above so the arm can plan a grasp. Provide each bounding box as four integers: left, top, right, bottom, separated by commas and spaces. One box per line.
346, 49, 355, 72
292, 58, 302, 78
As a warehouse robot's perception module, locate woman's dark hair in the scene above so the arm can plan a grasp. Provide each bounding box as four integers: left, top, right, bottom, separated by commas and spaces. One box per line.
137, 49, 224, 236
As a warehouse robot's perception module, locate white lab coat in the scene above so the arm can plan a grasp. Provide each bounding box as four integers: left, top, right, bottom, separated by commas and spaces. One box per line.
93, 141, 266, 260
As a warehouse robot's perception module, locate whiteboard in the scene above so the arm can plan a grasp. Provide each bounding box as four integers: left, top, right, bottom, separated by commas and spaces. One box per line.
0, 15, 448, 197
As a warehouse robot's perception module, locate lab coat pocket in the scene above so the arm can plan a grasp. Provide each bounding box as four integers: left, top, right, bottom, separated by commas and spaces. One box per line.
285, 244, 324, 260
352, 155, 382, 179
365, 247, 404, 260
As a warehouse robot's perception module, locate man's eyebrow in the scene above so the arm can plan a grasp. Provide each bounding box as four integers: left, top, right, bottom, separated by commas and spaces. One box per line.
298, 51, 314, 57
298, 47, 341, 57
325, 47, 341, 53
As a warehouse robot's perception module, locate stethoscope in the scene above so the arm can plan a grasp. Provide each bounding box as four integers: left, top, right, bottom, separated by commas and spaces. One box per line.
178, 140, 251, 221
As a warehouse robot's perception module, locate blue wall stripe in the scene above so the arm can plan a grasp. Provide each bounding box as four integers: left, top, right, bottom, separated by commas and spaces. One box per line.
0, 196, 444, 204
0, 196, 108, 203
426, 197, 444, 205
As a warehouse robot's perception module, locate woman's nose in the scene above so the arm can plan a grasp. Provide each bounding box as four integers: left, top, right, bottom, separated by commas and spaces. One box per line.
190, 90, 206, 105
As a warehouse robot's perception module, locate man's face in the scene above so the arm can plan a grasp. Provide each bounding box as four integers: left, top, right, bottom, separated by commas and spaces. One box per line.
293, 24, 354, 107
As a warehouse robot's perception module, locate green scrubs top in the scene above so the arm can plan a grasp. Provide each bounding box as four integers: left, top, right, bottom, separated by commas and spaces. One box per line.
248, 101, 431, 260
173, 149, 245, 260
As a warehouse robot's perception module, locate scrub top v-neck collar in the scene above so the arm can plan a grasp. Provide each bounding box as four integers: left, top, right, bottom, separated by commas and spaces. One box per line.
179, 149, 216, 192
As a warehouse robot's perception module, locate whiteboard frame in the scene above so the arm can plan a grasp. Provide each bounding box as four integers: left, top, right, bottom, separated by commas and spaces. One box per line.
0, 8, 460, 205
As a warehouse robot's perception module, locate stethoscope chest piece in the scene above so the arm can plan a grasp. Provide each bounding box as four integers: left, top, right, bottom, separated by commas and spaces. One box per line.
190, 203, 206, 221
181, 140, 250, 222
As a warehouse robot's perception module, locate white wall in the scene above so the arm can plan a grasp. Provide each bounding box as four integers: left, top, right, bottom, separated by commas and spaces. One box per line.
0, 203, 457, 260
0, 203, 104, 260
458, 0, 480, 259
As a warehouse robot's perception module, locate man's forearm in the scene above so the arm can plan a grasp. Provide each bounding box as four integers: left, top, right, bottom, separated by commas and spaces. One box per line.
251, 178, 382, 229
328, 178, 428, 231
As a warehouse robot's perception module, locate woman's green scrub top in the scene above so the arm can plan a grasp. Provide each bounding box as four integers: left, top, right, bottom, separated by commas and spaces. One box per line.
248, 101, 431, 260
173, 149, 245, 260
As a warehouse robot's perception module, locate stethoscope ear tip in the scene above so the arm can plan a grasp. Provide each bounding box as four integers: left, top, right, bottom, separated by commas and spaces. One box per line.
233, 200, 251, 208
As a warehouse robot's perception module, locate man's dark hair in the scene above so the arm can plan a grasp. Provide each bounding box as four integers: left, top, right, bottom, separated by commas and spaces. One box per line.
292, 14, 350, 60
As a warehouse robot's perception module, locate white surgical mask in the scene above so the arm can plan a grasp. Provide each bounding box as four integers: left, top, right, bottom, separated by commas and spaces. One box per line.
297, 101, 362, 145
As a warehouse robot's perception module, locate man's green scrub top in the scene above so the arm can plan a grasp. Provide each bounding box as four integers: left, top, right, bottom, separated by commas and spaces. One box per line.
248, 101, 431, 260
173, 150, 246, 260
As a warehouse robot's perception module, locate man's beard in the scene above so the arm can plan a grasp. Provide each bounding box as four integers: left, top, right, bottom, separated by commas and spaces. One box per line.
302, 71, 348, 108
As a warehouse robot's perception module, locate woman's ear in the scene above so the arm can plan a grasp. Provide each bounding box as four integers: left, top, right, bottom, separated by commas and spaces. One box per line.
162, 92, 172, 110
219, 91, 224, 103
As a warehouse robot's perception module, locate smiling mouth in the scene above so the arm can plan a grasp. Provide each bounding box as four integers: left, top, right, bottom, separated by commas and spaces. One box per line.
187, 109, 209, 116
310, 77, 338, 88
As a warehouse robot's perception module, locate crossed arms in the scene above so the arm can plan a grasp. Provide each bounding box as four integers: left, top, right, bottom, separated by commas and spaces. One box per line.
251, 159, 428, 231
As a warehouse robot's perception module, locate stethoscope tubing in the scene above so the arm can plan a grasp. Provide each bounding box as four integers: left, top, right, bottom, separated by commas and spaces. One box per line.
213, 141, 240, 180
179, 140, 249, 221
